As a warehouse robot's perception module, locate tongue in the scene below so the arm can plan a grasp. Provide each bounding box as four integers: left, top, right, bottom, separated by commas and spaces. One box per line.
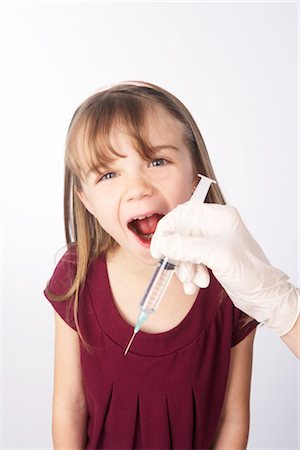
135, 214, 162, 235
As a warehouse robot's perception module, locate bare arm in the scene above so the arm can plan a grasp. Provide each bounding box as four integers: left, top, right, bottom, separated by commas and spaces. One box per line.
52, 311, 88, 450
211, 329, 256, 450
281, 315, 300, 358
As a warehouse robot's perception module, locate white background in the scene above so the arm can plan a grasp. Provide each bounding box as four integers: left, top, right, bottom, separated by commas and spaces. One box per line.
1, 1, 299, 449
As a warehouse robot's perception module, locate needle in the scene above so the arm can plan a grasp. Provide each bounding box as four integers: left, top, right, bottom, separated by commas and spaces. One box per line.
124, 331, 137, 356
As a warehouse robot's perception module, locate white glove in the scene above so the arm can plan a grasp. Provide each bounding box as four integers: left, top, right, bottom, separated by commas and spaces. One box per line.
151, 203, 300, 336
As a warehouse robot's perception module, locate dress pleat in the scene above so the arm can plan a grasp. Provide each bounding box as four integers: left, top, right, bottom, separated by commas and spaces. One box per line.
86, 382, 114, 449
138, 385, 172, 449
165, 396, 173, 449
166, 384, 195, 449
104, 384, 141, 449
191, 387, 197, 449
131, 394, 142, 449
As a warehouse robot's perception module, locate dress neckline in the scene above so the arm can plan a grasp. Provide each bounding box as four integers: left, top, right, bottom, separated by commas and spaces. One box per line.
88, 256, 217, 357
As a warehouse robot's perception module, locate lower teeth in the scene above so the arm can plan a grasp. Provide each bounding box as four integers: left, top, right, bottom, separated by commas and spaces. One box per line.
140, 233, 153, 239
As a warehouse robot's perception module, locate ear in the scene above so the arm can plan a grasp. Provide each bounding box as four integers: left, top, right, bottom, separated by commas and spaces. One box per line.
75, 188, 96, 216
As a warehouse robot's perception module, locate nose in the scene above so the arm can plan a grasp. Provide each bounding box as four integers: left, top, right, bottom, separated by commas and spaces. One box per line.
122, 173, 153, 202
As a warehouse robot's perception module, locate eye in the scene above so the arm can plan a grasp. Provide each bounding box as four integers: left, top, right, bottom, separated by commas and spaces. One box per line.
98, 172, 117, 182
149, 158, 168, 167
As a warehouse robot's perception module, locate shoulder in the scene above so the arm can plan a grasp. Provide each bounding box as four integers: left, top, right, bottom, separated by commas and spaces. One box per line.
43, 245, 106, 327
44, 244, 107, 299
43, 245, 78, 330
45, 244, 78, 297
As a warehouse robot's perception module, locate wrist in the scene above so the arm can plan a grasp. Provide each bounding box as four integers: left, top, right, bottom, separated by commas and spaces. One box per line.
264, 286, 300, 336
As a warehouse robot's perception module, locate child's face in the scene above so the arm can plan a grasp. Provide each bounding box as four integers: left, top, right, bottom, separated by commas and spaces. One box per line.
77, 108, 197, 265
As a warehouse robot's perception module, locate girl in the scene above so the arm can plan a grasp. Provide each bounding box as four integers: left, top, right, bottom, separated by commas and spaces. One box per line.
44, 81, 258, 450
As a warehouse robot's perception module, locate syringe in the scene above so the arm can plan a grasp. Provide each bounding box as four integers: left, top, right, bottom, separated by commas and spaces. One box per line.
124, 174, 216, 356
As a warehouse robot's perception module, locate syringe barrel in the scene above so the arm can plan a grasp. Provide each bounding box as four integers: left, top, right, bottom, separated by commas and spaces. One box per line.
140, 257, 176, 315
129, 174, 216, 343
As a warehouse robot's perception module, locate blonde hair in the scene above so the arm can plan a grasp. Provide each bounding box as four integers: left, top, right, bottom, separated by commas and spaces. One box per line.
47, 81, 226, 339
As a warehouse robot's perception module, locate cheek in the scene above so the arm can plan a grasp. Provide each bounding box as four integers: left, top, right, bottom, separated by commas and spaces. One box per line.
166, 182, 193, 208
177, 170, 195, 196
92, 195, 121, 234
94, 205, 115, 228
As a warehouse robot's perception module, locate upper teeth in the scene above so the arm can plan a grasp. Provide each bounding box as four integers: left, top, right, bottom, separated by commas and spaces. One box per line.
132, 214, 153, 220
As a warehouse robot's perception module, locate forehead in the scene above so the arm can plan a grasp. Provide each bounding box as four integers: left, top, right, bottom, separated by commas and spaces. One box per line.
110, 106, 186, 148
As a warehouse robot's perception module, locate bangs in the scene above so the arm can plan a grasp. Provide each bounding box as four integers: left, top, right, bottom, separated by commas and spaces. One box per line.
66, 92, 162, 180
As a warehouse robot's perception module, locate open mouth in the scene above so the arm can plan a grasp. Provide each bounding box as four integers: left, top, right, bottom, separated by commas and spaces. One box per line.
127, 213, 164, 246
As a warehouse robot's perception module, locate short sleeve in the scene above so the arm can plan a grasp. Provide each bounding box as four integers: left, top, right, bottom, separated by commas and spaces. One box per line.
43, 246, 77, 331
231, 306, 259, 347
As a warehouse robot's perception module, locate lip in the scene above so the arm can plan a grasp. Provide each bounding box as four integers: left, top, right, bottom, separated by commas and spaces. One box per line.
126, 210, 165, 248
131, 232, 153, 248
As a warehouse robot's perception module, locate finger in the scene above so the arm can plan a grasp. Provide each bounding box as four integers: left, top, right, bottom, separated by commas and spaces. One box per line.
183, 282, 198, 295
193, 264, 210, 288
154, 203, 231, 236
175, 262, 196, 284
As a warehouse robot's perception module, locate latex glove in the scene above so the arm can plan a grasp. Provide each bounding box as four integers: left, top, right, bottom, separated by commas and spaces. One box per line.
151, 203, 300, 336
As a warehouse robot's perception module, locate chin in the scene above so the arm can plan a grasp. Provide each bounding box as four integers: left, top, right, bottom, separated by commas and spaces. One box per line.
129, 244, 159, 266
136, 251, 159, 266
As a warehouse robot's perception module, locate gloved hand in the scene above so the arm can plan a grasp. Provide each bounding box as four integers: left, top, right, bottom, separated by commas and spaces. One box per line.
151, 203, 299, 336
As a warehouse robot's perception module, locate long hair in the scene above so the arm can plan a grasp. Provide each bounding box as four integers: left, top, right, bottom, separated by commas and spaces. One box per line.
47, 81, 226, 341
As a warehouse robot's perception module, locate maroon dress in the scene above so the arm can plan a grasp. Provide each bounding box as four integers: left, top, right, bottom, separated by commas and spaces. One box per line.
44, 247, 258, 450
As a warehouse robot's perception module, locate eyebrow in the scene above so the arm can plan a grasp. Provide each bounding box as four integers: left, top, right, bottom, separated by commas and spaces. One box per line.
85, 164, 110, 180
153, 145, 180, 151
